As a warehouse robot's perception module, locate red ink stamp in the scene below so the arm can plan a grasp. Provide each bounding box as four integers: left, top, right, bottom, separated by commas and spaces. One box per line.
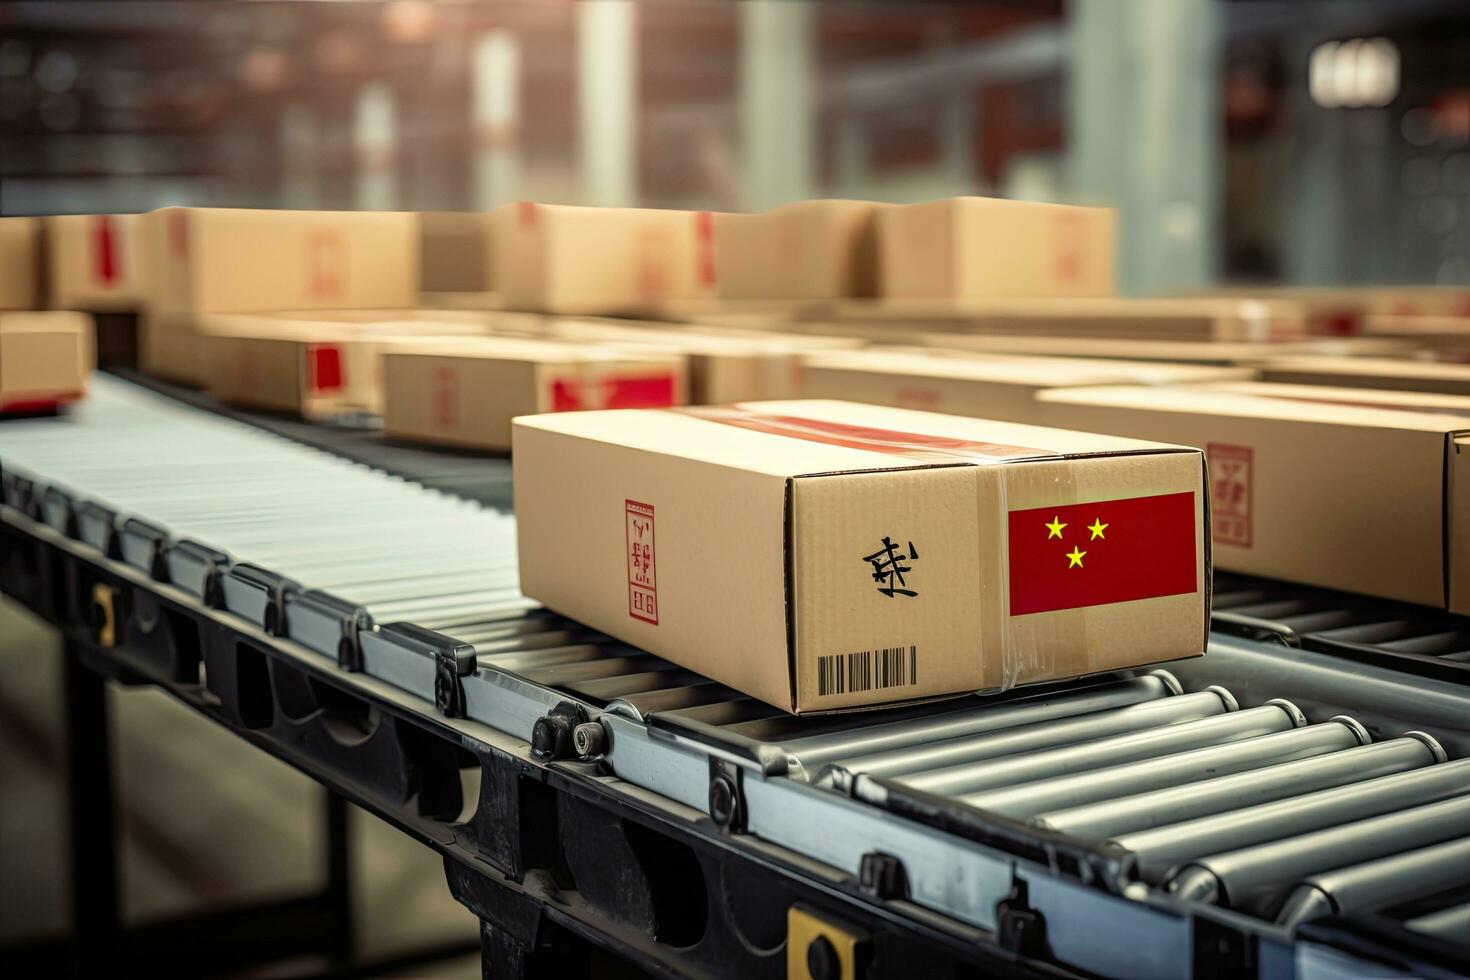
626, 499, 658, 625
1207, 443, 1252, 548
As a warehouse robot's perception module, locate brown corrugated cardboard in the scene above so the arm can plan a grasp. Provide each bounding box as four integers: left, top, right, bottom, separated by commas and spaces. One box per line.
877, 197, 1114, 301
1195, 287, 1470, 336
712, 200, 882, 300
45, 214, 145, 312
1259, 356, 1470, 396
419, 212, 493, 294
806, 297, 1306, 341
383, 337, 688, 451
0, 311, 93, 411
493, 203, 715, 314
0, 218, 41, 311
1036, 384, 1470, 612
918, 334, 1414, 365
514, 399, 1207, 713
798, 349, 1253, 423
1194, 381, 1470, 416
139, 207, 418, 385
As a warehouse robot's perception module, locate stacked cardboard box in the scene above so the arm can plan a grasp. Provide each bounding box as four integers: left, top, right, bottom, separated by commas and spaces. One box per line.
798, 348, 1253, 424
918, 334, 1413, 365
1197, 287, 1470, 336
1037, 384, 1470, 612
514, 399, 1208, 713
1258, 356, 1470, 397
382, 337, 688, 451
1363, 315, 1470, 360
711, 200, 882, 301
0, 218, 42, 311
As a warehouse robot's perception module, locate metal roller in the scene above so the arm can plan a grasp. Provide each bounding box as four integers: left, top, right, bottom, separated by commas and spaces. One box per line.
964, 717, 1369, 818
820, 687, 1232, 786
781, 670, 1185, 779
892, 700, 1304, 799
1118, 753, 1470, 883
1275, 837, 1470, 930
1166, 795, 1470, 911
1037, 732, 1446, 839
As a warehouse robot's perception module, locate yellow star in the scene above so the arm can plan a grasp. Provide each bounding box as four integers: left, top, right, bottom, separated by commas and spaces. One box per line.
1045, 516, 1067, 539
1066, 546, 1086, 568
1088, 519, 1108, 540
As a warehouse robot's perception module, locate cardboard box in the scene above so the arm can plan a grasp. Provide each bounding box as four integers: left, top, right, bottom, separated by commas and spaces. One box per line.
494, 203, 715, 314
1259, 356, 1470, 397
799, 349, 1253, 424
1196, 287, 1470, 336
45, 214, 146, 312
0, 311, 93, 412
383, 337, 688, 451
877, 197, 1114, 301
419, 212, 494, 293
1036, 385, 1470, 612
807, 297, 1306, 342
918, 334, 1414, 365
0, 218, 41, 311
514, 399, 1208, 713
139, 207, 418, 384
1192, 381, 1470, 416
712, 200, 882, 301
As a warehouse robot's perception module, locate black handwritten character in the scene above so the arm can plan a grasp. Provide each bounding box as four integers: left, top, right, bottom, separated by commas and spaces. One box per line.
863, 536, 919, 598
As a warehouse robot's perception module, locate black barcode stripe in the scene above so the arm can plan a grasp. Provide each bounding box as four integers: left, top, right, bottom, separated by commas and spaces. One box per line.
818, 645, 918, 696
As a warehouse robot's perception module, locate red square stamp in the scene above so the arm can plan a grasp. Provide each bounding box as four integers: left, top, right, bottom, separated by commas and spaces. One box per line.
626, 499, 658, 624
1207, 443, 1252, 548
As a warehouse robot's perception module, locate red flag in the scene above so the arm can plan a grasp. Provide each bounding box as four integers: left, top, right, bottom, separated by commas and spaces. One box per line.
1008, 491, 1198, 616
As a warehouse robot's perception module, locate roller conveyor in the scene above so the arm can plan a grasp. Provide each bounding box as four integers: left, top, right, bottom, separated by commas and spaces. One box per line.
4, 375, 1470, 979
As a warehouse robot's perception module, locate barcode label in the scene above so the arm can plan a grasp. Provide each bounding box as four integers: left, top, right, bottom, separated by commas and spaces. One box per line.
817, 646, 918, 697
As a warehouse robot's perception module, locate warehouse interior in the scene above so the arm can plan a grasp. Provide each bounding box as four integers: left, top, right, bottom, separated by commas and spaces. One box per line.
3, 1, 1470, 979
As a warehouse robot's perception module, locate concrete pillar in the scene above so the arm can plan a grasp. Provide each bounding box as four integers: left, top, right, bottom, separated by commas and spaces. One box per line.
941, 91, 978, 191
472, 30, 522, 210
353, 81, 398, 211
280, 102, 317, 209
739, 1, 815, 210
577, 1, 637, 207
1068, 0, 1221, 292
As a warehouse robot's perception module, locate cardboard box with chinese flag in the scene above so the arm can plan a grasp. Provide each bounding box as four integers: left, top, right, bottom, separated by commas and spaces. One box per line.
383, 337, 688, 451
712, 200, 883, 301
918, 334, 1413, 366
0, 311, 93, 413
514, 399, 1208, 713
798, 348, 1253, 424
1036, 384, 1470, 613
139, 207, 418, 385
493, 203, 715, 315
876, 197, 1115, 301
0, 218, 42, 311
1259, 356, 1470, 397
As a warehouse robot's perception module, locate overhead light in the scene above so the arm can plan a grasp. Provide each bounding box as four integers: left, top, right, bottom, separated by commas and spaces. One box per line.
1310, 37, 1399, 109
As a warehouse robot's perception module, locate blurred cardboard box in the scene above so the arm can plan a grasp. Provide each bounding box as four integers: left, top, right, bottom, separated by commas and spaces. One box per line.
1259, 356, 1470, 397
140, 207, 418, 385
514, 399, 1207, 713
384, 337, 688, 451
494, 203, 714, 314
0, 218, 41, 311
0, 311, 93, 413
807, 297, 1305, 341
1195, 287, 1470, 336
45, 214, 146, 312
419, 211, 493, 294
1191, 380, 1470, 416
712, 200, 882, 301
799, 348, 1253, 423
1036, 385, 1470, 612
1363, 315, 1470, 360
918, 334, 1413, 365
202, 315, 494, 418
877, 197, 1114, 301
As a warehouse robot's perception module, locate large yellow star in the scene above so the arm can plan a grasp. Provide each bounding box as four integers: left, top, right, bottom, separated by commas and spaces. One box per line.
1088, 518, 1108, 540
1066, 546, 1086, 568
1045, 516, 1067, 539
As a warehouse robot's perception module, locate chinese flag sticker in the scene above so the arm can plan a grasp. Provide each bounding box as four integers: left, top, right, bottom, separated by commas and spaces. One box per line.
1007, 491, 1197, 616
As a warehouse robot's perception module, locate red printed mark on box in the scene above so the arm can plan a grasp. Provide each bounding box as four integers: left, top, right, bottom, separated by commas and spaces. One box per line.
1207, 443, 1253, 548
626, 500, 658, 625
433, 366, 458, 429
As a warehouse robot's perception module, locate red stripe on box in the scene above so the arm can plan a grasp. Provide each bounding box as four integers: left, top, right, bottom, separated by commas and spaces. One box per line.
694, 210, 716, 287
307, 344, 344, 392
1007, 491, 1198, 616
94, 216, 117, 285
551, 378, 584, 411
681, 407, 1056, 464
604, 374, 678, 409
1, 391, 82, 414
